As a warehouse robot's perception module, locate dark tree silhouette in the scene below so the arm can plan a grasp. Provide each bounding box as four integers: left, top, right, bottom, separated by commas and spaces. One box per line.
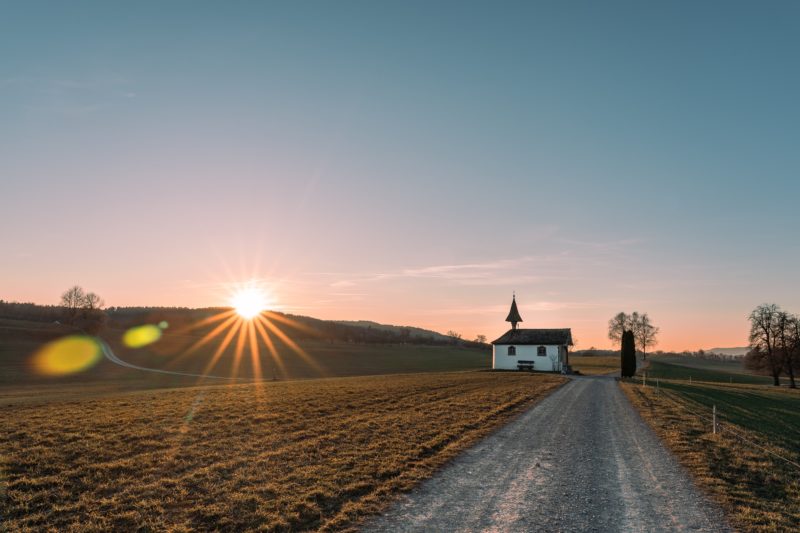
748, 304, 783, 386
775, 310, 798, 389
621, 330, 636, 378
59, 285, 107, 334
60, 285, 86, 324
608, 312, 630, 347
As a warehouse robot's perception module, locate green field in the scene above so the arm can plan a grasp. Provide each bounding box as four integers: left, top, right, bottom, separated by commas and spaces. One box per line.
623, 380, 800, 531
0, 318, 490, 402
643, 355, 777, 385
624, 356, 800, 531
659, 380, 800, 450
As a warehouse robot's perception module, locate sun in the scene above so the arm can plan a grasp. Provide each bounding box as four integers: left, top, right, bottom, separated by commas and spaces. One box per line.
173, 280, 321, 382
230, 287, 267, 319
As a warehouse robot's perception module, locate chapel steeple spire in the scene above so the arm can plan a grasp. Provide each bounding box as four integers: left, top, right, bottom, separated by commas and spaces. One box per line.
505, 293, 523, 330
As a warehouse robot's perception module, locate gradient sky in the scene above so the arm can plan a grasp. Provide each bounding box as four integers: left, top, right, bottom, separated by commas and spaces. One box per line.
2, 1, 799, 350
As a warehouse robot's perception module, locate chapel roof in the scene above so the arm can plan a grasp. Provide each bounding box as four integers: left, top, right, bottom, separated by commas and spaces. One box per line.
491, 328, 573, 346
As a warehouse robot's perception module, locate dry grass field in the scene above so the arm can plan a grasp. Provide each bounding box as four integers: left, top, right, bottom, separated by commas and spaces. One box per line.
622, 380, 800, 532
1, 371, 564, 531
569, 355, 618, 375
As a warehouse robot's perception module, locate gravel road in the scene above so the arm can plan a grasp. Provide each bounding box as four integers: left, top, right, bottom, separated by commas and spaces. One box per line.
363, 375, 731, 532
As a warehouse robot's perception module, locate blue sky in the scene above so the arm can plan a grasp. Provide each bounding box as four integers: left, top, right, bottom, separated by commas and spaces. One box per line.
1, 1, 799, 349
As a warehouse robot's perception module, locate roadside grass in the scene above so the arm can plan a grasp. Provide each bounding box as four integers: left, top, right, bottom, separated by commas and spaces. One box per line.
1, 372, 564, 531
621, 379, 800, 532
569, 355, 618, 375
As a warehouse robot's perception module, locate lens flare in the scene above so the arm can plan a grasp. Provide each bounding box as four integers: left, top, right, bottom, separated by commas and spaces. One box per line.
123, 324, 163, 348
32, 335, 102, 376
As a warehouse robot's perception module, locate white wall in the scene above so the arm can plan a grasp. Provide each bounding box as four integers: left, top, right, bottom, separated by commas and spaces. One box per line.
492, 344, 562, 372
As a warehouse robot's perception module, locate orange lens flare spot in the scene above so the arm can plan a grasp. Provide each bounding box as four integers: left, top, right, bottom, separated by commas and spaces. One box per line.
231, 288, 267, 319
32, 335, 102, 376
123, 324, 163, 348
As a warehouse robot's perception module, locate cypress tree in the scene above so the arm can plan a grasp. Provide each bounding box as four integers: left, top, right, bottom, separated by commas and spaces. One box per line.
621, 330, 636, 378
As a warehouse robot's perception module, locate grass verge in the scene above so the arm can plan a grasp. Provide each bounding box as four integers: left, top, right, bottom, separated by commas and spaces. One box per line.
621, 379, 800, 532
2, 372, 564, 531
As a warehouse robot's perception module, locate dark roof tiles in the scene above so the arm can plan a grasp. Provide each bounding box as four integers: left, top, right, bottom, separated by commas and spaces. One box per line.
491, 328, 573, 346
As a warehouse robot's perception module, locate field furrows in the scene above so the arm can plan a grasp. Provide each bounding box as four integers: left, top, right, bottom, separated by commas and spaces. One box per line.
2, 372, 564, 531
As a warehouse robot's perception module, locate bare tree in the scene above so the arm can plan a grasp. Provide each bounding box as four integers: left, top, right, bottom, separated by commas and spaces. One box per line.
60, 285, 86, 323
748, 304, 783, 386
84, 292, 105, 310
607, 312, 630, 347
775, 311, 798, 389
788, 316, 800, 389
59, 285, 107, 333
631, 312, 659, 360
446, 330, 462, 340
474, 334, 487, 344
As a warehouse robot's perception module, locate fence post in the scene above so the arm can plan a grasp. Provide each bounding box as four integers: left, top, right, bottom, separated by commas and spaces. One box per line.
712, 405, 716, 435
643, 372, 647, 387
656, 378, 659, 394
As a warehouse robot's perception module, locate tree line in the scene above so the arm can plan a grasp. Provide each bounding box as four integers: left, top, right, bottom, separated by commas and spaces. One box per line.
1, 287, 486, 349
746, 303, 800, 388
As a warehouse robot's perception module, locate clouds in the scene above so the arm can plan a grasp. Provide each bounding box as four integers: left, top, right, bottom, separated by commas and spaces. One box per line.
327, 254, 577, 289
324, 237, 645, 291
2, 74, 135, 117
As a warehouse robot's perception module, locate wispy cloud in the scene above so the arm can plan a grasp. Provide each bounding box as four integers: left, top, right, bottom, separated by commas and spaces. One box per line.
421, 300, 602, 316
556, 237, 644, 251
327, 254, 576, 288
0, 76, 26, 89
5, 74, 135, 116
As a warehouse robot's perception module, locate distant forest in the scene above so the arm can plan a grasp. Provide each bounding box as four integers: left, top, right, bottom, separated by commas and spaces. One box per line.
574, 347, 742, 361
0, 300, 485, 348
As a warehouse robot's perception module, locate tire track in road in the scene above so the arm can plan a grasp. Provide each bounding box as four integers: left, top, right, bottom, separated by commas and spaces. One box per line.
363, 375, 731, 533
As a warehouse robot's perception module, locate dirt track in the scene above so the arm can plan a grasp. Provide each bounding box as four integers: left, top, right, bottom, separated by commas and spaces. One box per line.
363, 375, 730, 532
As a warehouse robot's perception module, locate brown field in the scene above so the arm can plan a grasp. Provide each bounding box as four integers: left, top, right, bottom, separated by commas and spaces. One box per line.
621, 380, 800, 532
1, 372, 564, 531
570, 355, 618, 375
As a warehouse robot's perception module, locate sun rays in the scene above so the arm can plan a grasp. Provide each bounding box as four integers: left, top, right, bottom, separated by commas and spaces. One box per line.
185, 310, 323, 382
169, 284, 323, 383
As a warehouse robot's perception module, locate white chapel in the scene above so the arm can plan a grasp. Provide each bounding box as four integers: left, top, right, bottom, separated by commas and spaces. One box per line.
491, 295, 573, 372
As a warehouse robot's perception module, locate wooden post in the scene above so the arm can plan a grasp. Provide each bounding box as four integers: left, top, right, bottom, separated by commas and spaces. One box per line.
656, 378, 659, 394
643, 372, 647, 387
712, 405, 717, 435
